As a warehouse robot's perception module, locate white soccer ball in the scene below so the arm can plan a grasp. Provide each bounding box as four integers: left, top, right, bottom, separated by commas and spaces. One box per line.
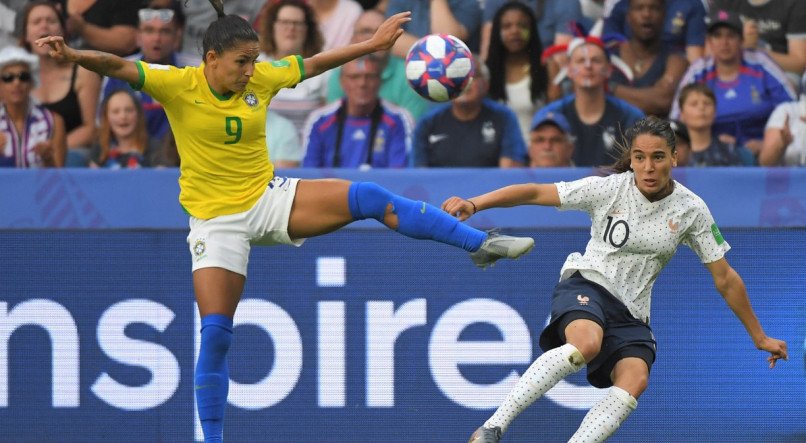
404, 34, 475, 102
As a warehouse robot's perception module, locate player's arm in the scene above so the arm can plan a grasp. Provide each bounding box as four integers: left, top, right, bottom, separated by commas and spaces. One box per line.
303, 12, 410, 78
705, 258, 788, 368
441, 183, 560, 221
35, 35, 139, 85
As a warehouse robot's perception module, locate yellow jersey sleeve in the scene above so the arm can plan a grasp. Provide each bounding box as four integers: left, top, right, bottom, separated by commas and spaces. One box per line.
131, 60, 195, 104
250, 55, 305, 101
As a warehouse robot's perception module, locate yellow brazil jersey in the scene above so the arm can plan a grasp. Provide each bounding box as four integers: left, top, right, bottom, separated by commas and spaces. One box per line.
131, 55, 304, 219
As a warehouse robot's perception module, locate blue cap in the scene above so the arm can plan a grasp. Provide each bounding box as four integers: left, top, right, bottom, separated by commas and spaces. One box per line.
531, 111, 571, 134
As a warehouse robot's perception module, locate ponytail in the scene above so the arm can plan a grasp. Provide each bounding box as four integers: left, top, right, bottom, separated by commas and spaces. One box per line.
207, 0, 226, 19
199, 0, 259, 61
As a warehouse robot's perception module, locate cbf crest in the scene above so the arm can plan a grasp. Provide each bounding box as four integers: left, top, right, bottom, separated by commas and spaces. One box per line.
243, 91, 259, 108
193, 238, 207, 261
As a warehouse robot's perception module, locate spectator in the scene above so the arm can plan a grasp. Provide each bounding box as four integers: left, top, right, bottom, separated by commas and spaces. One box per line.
760, 72, 806, 166
676, 82, 753, 166
0, 2, 17, 49
262, 110, 301, 168
485, 1, 549, 146
303, 57, 411, 168
326, 8, 430, 119
535, 37, 644, 166
181, 0, 263, 55
528, 111, 575, 167
0, 46, 66, 168
481, 0, 584, 61
101, 1, 200, 140
605, 0, 707, 63
670, 9, 795, 157
413, 62, 527, 167
90, 88, 160, 169
20, 0, 100, 166
65, 0, 139, 56
258, 0, 327, 134
310, 0, 363, 51
386, 0, 482, 59
710, 0, 806, 75
609, 0, 688, 116
669, 119, 691, 165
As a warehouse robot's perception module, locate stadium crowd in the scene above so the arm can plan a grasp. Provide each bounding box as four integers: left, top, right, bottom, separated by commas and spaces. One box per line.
1, 0, 805, 169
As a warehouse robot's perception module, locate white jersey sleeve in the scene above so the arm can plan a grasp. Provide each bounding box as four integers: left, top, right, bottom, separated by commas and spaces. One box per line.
681, 197, 731, 264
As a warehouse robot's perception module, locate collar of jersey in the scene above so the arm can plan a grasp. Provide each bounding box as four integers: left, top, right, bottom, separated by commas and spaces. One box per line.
198, 62, 234, 101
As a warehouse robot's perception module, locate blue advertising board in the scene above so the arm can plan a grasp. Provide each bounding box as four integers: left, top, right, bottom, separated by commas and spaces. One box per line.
0, 229, 803, 442
0, 169, 804, 442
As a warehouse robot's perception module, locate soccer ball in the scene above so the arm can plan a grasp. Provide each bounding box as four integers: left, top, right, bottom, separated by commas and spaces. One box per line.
405, 34, 475, 102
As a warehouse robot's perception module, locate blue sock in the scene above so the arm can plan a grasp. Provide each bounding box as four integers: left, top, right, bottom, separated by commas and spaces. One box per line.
195, 314, 233, 443
348, 182, 486, 252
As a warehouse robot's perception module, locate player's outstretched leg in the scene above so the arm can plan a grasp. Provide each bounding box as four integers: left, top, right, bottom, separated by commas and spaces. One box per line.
195, 314, 233, 443
567, 387, 637, 443
348, 182, 534, 267
468, 344, 585, 442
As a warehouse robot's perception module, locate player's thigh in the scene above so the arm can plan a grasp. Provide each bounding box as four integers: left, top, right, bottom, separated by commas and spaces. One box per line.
288, 179, 354, 238
611, 356, 650, 399
564, 318, 605, 362
193, 267, 245, 318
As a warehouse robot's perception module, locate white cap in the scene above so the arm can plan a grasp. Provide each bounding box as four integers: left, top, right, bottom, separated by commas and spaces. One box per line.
0, 46, 39, 87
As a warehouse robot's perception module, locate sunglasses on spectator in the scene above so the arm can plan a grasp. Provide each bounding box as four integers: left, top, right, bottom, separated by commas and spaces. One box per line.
138, 8, 175, 23
1, 72, 32, 83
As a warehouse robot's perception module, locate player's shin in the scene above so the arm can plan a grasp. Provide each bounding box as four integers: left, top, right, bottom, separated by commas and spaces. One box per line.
484, 343, 585, 433
195, 314, 233, 443
567, 386, 637, 443
347, 182, 486, 251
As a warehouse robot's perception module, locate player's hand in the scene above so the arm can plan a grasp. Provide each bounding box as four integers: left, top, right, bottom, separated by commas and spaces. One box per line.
369, 11, 411, 51
441, 196, 476, 221
35, 36, 79, 63
756, 336, 787, 369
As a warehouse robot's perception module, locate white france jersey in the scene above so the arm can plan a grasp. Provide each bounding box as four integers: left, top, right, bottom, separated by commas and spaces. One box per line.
556, 171, 730, 323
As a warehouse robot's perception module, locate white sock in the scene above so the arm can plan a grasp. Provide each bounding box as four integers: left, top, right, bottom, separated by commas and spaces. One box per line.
484, 343, 585, 432
567, 386, 637, 443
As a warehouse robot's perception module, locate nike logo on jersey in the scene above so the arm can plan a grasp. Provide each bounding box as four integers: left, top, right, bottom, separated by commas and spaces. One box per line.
194, 99, 205, 104
428, 134, 448, 144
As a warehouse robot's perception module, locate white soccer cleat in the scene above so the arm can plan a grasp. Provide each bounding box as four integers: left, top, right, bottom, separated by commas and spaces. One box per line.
469, 231, 535, 269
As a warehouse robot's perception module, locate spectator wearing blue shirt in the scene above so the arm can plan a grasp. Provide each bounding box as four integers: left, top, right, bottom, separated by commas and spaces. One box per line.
101, 1, 200, 140
710, 0, 806, 76
386, 0, 482, 59
413, 63, 527, 167
670, 8, 796, 156
604, 0, 706, 62
535, 38, 644, 166
302, 57, 412, 168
